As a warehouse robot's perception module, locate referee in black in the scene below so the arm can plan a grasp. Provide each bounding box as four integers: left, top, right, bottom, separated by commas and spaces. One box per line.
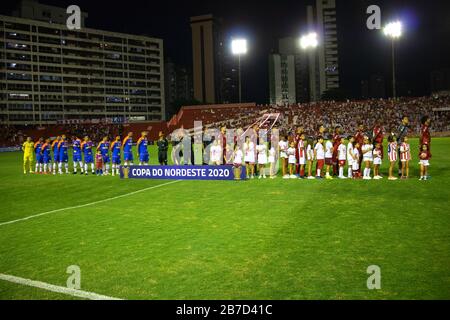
157, 131, 169, 165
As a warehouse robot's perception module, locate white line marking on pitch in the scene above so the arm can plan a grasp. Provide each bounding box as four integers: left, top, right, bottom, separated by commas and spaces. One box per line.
0, 180, 182, 227
0, 273, 122, 300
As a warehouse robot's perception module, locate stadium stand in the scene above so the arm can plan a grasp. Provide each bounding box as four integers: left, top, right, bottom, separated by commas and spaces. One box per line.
1, 96, 449, 147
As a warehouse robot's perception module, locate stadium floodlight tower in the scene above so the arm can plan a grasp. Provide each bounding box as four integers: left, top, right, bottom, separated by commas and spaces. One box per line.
299, 32, 318, 50
231, 38, 248, 104
384, 21, 403, 99
300, 32, 319, 101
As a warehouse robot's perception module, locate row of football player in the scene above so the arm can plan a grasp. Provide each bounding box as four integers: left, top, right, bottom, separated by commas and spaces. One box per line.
224, 135, 432, 181
22, 132, 152, 176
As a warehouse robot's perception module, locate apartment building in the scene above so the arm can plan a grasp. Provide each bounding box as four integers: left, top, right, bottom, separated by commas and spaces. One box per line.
0, 13, 164, 125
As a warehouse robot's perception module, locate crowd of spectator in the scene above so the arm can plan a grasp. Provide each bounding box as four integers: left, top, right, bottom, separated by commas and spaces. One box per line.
208, 96, 450, 137
1, 96, 449, 147
0, 125, 24, 147
61, 123, 117, 143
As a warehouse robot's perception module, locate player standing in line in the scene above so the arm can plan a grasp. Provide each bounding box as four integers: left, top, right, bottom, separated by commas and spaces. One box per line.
337, 137, 347, 179
122, 132, 134, 167
294, 127, 305, 175
298, 134, 306, 179
396, 116, 410, 176
221, 126, 228, 165
317, 125, 326, 139
110, 136, 122, 177
387, 135, 398, 181
268, 143, 277, 179
137, 132, 149, 165
332, 127, 342, 176
373, 142, 383, 180
97, 137, 111, 175
41, 138, 52, 174
399, 136, 411, 179
58, 135, 69, 174
279, 135, 289, 179
210, 139, 222, 166
324, 136, 334, 180
420, 116, 432, 155
51, 136, 60, 175
243, 136, 256, 179
419, 144, 431, 181
34, 137, 44, 174
287, 142, 297, 179
314, 136, 325, 179
72, 136, 84, 175
306, 138, 315, 180
81, 136, 95, 175
347, 136, 355, 179
372, 120, 385, 159
95, 149, 104, 176
22, 137, 35, 174
362, 136, 374, 180
354, 124, 365, 169
157, 132, 169, 166
232, 144, 244, 180
257, 142, 268, 179
352, 143, 361, 179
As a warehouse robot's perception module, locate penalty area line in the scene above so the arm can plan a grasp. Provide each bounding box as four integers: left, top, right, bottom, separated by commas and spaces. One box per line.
0, 273, 122, 300
0, 180, 182, 227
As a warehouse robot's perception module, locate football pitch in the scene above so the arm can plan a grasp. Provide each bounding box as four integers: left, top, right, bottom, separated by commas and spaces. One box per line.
0, 138, 449, 300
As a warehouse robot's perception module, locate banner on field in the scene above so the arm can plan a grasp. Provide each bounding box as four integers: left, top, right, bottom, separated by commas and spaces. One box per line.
120, 165, 247, 181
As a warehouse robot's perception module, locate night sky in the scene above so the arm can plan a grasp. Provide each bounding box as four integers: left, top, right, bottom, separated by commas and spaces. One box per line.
2, 0, 450, 103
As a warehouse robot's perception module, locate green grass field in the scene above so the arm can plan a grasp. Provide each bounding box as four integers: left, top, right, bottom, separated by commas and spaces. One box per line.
0, 138, 449, 300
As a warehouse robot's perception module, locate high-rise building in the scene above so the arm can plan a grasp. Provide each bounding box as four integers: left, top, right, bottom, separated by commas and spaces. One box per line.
279, 37, 310, 103
164, 59, 193, 119
190, 14, 238, 104
190, 14, 216, 104
269, 54, 296, 105
12, 0, 88, 26
307, 0, 340, 101
0, 2, 164, 125
269, 38, 297, 105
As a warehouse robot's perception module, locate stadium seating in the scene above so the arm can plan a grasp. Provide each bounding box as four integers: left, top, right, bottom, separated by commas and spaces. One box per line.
2, 96, 449, 147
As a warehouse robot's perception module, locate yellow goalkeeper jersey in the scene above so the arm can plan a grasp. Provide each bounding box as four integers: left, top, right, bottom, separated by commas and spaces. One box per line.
22, 141, 34, 156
